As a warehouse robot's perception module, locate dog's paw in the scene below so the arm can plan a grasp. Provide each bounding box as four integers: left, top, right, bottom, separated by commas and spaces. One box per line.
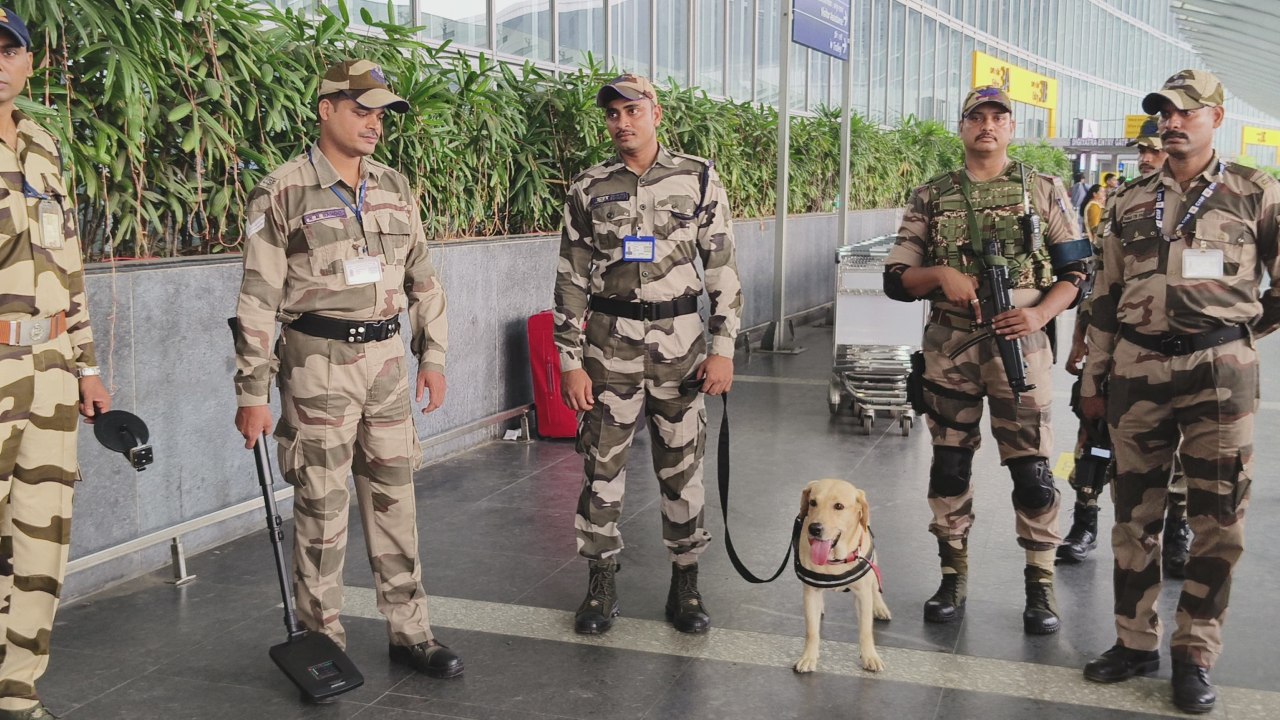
793, 654, 819, 673
860, 650, 885, 673
874, 604, 892, 621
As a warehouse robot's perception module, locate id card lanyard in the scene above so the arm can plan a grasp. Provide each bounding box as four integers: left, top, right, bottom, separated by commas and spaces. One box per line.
1155, 160, 1225, 245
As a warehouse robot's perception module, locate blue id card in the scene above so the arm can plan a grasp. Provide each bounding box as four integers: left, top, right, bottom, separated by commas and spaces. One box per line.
622, 235, 656, 262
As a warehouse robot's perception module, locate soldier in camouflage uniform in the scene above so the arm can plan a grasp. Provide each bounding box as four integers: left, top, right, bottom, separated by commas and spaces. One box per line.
232, 60, 462, 685
883, 86, 1093, 636
1059, 125, 1192, 575
1080, 70, 1280, 715
0, 9, 111, 719
554, 74, 742, 636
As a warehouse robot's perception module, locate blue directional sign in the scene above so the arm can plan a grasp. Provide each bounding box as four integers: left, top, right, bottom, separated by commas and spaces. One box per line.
792, 0, 850, 61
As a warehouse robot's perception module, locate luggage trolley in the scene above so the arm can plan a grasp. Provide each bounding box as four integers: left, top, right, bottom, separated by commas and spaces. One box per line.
829, 234, 927, 435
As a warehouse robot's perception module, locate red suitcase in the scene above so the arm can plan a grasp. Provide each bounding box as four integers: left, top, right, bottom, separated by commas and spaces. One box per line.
527, 310, 578, 438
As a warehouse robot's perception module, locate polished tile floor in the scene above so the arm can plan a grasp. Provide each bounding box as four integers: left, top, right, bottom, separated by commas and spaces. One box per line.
42, 321, 1280, 719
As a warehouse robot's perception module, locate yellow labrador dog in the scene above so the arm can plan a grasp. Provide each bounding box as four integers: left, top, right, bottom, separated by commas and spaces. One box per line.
793, 478, 891, 674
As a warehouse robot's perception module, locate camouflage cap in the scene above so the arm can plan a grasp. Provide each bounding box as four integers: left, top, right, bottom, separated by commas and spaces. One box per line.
1141, 69, 1224, 115
319, 59, 410, 113
1127, 117, 1163, 150
961, 85, 1013, 118
596, 73, 658, 108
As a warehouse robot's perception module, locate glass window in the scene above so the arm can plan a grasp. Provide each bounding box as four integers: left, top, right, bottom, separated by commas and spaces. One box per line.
558, 0, 605, 66
655, 0, 690, 85
611, 0, 652, 76
336, 0, 411, 24
757, 0, 780, 106
809, 50, 830, 110
696, 0, 725, 95
852, 0, 872, 116
887, 0, 904, 122
420, 0, 487, 49
495, 0, 552, 61
790, 44, 806, 111
904, 9, 920, 120
869, 0, 887, 123
922, 16, 937, 120
727, 0, 753, 100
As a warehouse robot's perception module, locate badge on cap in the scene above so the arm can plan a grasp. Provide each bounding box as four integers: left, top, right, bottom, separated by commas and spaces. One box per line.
369, 65, 386, 84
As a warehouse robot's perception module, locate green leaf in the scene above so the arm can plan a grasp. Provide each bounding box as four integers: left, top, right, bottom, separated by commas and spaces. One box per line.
167, 104, 194, 122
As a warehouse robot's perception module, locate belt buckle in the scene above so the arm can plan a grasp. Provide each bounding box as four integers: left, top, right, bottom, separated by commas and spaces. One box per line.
640, 303, 656, 322
21, 319, 47, 345
1159, 335, 1189, 356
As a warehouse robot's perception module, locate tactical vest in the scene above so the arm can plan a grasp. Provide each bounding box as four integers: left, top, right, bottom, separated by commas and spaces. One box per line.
925, 164, 1053, 291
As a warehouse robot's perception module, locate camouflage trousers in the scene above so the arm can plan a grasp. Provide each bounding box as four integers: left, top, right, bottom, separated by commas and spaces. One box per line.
920, 321, 1060, 549
575, 312, 710, 565
1106, 335, 1256, 668
0, 334, 77, 712
274, 327, 431, 650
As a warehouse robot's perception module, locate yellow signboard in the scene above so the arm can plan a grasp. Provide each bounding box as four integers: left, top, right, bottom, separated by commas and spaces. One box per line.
1126, 115, 1158, 139
971, 51, 1058, 137
1243, 125, 1280, 148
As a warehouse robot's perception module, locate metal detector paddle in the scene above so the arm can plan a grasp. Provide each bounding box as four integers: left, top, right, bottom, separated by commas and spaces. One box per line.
251, 436, 364, 701
93, 411, 154, 471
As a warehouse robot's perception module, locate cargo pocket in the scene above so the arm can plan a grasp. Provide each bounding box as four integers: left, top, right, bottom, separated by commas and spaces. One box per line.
272, 420, 306, 488
375, 210, 414, 266
301, 218, 356, 276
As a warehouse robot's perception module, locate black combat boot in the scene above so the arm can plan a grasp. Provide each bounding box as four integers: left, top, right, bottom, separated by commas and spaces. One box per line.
1023, 565, 1061, 635
1171, 659, 1216, 714
1163, 516, 1191, 580
666, 563, 711, 633
574, 559, 620, 635
923, 538, 967, 623
1056, 503, 1099, 564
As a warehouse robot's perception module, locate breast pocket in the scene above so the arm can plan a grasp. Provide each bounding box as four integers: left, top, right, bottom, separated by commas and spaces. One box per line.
374, 210, 413, 266
590, 201, 634, 252
657, 195, 699, 242
1191, 217, 1251, 278
1117, 213, 1162, 280
300, 212, 357, 276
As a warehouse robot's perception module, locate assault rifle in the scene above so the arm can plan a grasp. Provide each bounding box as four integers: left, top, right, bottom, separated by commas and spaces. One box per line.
978, 238, 1036, 402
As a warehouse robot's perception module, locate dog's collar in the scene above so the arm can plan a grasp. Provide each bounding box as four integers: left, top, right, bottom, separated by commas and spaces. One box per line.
793, 524, 883, 591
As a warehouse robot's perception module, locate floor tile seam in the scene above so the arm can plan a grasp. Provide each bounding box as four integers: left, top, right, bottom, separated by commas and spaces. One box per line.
508, 556, 579, 606
376, 691, 582, 719
339, 589, 1267, 719
470, 462, 572, 505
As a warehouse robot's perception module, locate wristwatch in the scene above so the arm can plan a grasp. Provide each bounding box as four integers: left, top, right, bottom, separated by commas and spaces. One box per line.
76, 366, 102, 378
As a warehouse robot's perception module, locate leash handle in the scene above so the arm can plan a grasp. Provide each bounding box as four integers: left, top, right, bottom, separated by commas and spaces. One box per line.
717, 393, 797, 583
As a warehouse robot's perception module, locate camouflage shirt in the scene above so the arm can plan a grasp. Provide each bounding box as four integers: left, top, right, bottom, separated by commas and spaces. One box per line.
0, 111, 95, 367
233, 144, 448, 407
553, 146, 743, 371
885, 162, 1081, 314
1081, 153, 1280, 398
1073, 194, 1118, 338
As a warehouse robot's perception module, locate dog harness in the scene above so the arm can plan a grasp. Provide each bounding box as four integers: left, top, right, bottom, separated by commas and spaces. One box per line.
792, 520, 884, 592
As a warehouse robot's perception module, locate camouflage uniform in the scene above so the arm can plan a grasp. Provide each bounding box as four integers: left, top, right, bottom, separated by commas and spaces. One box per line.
886, 163, 1078, 548
1083, 150, 1280, 668
233, 63, 448, 651
553, 145, 742, 565
884, 87, 1088, 634
0, 112, 94, 711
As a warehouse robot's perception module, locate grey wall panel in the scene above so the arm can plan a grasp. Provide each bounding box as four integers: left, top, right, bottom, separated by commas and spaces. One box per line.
66, 209, 901, 599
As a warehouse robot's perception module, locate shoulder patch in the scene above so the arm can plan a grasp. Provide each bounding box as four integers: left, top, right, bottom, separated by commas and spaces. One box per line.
259, 176, 277, 188
589, 192, 631, 207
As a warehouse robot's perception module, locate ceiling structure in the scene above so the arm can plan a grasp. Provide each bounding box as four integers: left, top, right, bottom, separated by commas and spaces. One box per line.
1171, 0, 1280, 120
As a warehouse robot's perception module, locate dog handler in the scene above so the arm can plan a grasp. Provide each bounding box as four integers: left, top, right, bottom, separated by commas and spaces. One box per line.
882, 86, 1092, 635
554, 74, 743, 635
0, 9, 112, 718
232, 60, 462, 683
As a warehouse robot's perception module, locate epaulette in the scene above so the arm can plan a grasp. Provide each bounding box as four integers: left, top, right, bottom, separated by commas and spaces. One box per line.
1223, 161, 1275, 188
671, 151, 713, 170
1113, 170, 1159, 200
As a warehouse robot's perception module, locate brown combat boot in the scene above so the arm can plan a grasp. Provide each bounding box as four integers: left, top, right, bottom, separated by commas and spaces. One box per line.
923, 538, 967, 623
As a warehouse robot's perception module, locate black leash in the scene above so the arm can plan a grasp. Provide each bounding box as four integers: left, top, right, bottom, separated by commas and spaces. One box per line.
715, 393, 800, 583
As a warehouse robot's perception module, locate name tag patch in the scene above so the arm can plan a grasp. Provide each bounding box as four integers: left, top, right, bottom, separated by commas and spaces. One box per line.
622, 235, 656, 262
36, 200, 64, 250
303, 208, 347, 225
589, 192, 631, 207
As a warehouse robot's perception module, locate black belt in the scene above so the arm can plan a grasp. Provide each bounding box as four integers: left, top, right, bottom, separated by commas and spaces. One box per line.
289, 313, 402, 343
928, 307, 976, 331
1119, 324, 1247, 357
588, 295, 698, 321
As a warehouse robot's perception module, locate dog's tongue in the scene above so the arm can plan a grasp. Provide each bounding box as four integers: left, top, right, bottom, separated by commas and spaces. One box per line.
809, 538, 834, 566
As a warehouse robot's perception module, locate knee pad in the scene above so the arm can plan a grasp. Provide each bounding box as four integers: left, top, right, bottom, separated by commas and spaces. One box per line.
929, 447, 974, 497
1009, 457, 1055, 508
